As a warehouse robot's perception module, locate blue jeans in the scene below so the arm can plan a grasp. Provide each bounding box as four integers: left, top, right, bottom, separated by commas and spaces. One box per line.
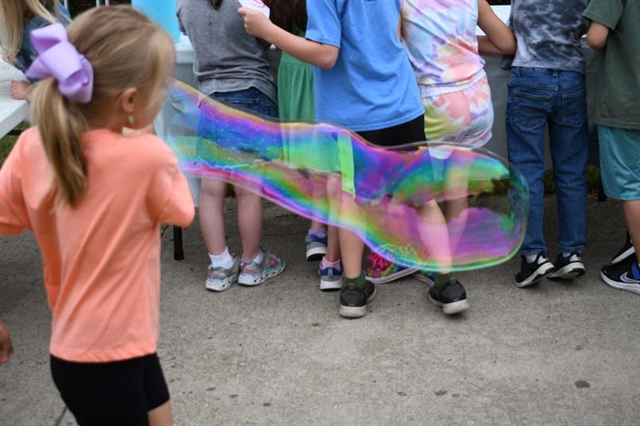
506, 67, 589, 255
213, 87, 278, 118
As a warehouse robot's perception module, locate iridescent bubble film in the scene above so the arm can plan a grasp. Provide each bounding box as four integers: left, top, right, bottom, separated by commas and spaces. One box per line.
157, 80, 529, 272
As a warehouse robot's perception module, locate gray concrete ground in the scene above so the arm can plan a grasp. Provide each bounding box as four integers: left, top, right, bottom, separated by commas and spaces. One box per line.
1, 196, 639, 426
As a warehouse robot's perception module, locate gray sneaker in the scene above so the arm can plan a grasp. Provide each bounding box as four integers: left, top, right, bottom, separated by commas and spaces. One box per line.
205, 258, 240, 292
305, 233, 327, 262
238, 249, 286, 286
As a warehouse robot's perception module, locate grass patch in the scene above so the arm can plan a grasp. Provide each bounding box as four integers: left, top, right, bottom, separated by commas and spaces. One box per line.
0, 122, 28, 167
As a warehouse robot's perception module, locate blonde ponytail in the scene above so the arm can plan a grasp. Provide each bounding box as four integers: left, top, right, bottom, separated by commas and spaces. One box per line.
27, 6, 174, 207
31, 78, 89, 207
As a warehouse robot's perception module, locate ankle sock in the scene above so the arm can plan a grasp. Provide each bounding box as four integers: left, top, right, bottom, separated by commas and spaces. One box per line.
525, 254, 538, 263
308, 227, 328, 238
434, 272, 453, 289
209, 247, 234, 269
245, 249, 264, 265
321, 257, 341, 270
343, 273, 365, 289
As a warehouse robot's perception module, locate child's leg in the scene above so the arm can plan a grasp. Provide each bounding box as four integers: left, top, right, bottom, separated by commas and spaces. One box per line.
234, 185, 263, 260
199, 178, 228, 255
598, 125, 640, 292
339, 194, 366, 280
548, 70, 589, 256
506, 68, 552, 258
506, 68, 557, 287
149, 401, 173, 426
416, 199, 453, 270
443, 75, 494, 252
622, 200, 640, 264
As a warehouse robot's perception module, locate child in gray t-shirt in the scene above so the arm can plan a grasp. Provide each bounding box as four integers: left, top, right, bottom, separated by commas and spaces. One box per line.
505, 0, 590, 288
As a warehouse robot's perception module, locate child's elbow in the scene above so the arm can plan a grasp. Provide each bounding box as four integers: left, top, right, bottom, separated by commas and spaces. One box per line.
586, 34, 606, 50
316, 46, 339, 69
500, 41, 517, 55
317, 59, 336, 70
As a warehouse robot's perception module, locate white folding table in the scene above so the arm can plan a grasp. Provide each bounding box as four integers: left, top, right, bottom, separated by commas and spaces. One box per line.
0, 61, 30, 139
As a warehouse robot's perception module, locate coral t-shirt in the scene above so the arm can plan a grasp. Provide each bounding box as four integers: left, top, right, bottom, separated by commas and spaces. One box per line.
0, 128, 194, 362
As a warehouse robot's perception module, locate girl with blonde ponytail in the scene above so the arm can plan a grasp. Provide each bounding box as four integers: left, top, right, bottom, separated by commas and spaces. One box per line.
0, 0, 71, 100
0, 6, 194, 425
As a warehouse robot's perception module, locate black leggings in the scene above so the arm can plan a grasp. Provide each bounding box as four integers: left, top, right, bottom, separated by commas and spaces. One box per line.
50, 353, 170, 426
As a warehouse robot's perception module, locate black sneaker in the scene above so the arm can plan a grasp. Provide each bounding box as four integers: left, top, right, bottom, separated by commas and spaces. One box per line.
611, 236, 635, 265
600, 261, 640, 295
339, 279, 377, 318
428, 279, 469, 315
514, 253, 555, 288
548, 252, 585, 280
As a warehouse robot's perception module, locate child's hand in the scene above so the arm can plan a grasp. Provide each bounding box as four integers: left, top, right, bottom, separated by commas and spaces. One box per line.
0, 321, 14, 365
238, 7, 272, 40
10, 80, 32, 101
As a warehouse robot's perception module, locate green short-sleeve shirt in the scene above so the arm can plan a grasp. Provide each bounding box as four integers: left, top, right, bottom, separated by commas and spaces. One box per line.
583, 0, 640, 130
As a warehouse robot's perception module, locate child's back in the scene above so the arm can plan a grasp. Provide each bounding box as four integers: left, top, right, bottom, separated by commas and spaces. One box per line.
402, 0, 485, 88
509, 0, 589, 72
1, 127, 193, 361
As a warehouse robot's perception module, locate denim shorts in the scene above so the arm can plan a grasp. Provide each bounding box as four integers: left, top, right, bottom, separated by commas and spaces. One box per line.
196, 87, 280, 183
212, 87, 278, 118
598, 125, 640, 200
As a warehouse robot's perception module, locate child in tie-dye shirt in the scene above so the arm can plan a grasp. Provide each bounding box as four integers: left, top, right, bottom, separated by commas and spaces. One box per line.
401, 0, 515, 296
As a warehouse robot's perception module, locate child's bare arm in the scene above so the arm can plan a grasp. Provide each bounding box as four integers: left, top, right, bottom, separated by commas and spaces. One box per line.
238, 7, 339, 69
477, 0, 516, 55
586, 21, 609, 50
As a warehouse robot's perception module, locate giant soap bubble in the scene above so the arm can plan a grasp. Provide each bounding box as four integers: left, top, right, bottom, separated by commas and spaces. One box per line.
157, 80, 528, 272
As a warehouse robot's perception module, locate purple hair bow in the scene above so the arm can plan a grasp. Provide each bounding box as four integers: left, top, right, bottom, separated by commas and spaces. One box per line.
25, 23, 93, 104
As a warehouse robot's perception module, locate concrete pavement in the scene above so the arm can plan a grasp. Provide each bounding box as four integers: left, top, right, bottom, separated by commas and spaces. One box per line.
1, 196, 639, 426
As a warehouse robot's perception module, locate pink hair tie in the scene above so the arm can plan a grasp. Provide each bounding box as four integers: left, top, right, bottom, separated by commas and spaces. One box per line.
26, 23, 94, 104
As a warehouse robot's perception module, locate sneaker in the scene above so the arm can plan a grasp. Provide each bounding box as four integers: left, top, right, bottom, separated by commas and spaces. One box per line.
611, 237, 635, 265
319, 264, 343, 291
339, 279, 377, 318
514, 253, 556, 288
600, 261, 640, 295
305, 233, 327, 262
413, 270, 435, 285
205, 258, 240, 292
428, 279, 470, 315
364, 253, 418, 284
548, 252, 585, 280
238, 249, 286, 286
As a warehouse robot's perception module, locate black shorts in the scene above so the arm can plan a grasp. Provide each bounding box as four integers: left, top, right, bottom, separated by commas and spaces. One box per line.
353, 114, 435, 204
50, 353, 170, 426
356, 114, 426, 147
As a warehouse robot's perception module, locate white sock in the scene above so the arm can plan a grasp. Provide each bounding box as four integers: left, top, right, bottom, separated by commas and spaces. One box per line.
247, 249, 264, 265
209, 247, 234, 269
525, 254, 538, 263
